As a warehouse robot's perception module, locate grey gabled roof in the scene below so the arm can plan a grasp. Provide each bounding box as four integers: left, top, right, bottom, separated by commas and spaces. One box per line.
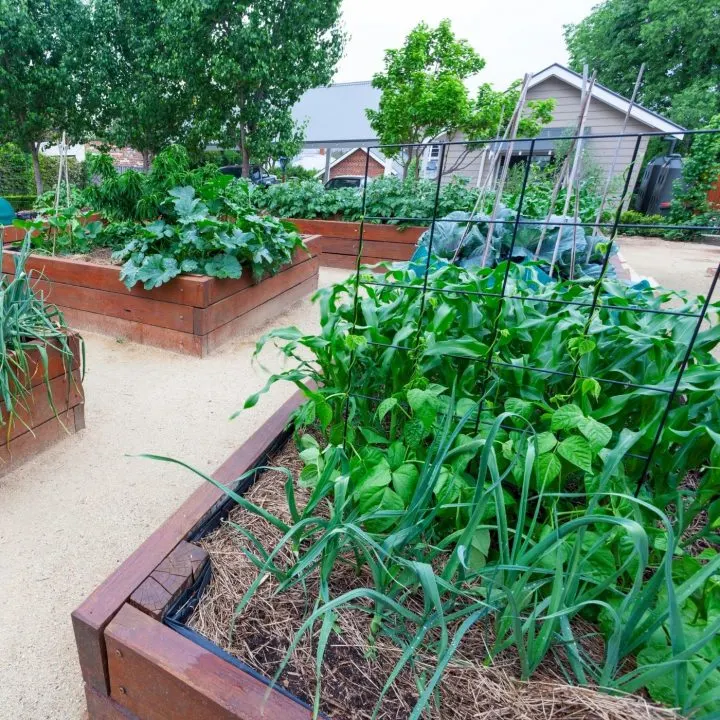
292, 81, 380, 148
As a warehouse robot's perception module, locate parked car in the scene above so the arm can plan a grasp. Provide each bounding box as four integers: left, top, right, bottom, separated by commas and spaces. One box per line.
219, 165, 279, 186
324, 175, 367, 190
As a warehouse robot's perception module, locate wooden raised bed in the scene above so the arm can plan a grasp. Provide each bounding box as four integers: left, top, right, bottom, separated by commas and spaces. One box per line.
288, 218, 425, 269
73, 390, 312, 719
1, 237, 321, 357
0, 333, 84, 476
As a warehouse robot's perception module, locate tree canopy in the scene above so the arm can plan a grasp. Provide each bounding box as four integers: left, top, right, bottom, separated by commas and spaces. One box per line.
0, 0, 94, 192
91, 0, 193, 168
165, 0, 344, 175
367, 20, 554, 177
565, 0, 720, 128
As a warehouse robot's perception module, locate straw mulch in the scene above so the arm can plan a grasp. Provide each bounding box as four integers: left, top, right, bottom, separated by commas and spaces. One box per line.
187, 439, 679, 720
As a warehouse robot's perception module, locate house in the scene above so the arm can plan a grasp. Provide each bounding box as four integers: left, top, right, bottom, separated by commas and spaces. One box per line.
292, 66, 685, 193
292, 81, 389, 181
40, 141, 146, 170
435, 63, 686, 189
312, 148, 389, 182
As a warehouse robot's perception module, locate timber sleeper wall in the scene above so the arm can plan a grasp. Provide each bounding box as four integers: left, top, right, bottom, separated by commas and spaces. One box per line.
73, 391, 313, 720
0, 333, 84, 476
288, 218, 426, 269
1, 237, 321, 357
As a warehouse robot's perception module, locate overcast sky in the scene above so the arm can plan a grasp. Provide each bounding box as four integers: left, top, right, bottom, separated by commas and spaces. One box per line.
334, 0, 599, 91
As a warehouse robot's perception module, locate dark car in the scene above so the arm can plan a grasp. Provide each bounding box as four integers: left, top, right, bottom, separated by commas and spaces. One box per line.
324, 175, 367, 190
219, 164, 278, 186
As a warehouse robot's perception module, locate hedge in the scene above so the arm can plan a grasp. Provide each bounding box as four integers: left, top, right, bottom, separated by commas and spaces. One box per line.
3, 194, 37, 211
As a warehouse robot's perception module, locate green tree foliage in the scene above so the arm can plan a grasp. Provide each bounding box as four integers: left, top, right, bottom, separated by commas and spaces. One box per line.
0, 0, 93, 193
91, 0, 194, 168
367, 20, 554, 178
565, 0, 720, 128
670, 114, 720, 220
166, 0, 344, 176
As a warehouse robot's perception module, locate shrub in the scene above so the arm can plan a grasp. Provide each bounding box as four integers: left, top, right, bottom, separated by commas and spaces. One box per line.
4, 194, 37, 211
0, 144, 33, 195
617, 210, 669, 237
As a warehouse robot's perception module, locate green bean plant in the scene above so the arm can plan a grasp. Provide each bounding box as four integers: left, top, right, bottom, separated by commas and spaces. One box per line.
246, 262, 720, 532
0, 236, 81, 441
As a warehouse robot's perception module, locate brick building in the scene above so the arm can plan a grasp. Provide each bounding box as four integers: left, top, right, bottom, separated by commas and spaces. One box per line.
317, 148, 387, 180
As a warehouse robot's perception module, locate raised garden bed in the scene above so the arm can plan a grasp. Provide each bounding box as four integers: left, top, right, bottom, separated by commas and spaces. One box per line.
0, 332, 84, 476
72, 391, 311, 720
288, 219, 425, 269
1, 237, 321, 357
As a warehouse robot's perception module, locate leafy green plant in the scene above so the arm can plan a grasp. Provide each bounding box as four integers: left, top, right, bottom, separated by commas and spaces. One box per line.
246, 262, 720, 543
16, 206, 104, 255
111, 186, 305, 289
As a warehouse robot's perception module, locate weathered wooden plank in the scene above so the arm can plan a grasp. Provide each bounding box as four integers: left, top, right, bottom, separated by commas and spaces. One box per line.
0, 406, 80, 478
28, 278, 194, 333
204, 273, 319, 355
129, 541, 208, 620
288, 218, 425, 244
60, 308, 206, 357
202, 236, 320, 306
321, 238, 413, 261
13, 333, 81, 391
85, 684, 141, 720
195, 254, 319, 335
72, 390, 306, 696
0, 369, 83, 447
2, 251, 209, 307
105, 604, 312, 720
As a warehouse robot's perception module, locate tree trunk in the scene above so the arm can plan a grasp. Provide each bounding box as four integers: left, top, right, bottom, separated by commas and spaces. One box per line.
30, 143, 43, 195
142, 149, 151, 171
239, 125, 250, 178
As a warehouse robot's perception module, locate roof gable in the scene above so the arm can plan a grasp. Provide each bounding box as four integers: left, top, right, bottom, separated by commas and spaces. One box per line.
529, 64, 685, 138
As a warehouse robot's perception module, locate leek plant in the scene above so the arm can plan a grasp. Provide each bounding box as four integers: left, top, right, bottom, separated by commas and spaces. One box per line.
0, 236, 79, 439
150, 404, 719, 718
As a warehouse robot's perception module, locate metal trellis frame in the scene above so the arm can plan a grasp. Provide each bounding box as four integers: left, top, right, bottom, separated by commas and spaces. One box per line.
341, 128, 720, 493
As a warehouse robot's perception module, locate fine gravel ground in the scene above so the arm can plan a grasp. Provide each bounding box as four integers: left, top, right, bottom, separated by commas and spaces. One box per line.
0, 267, 350, 720
616, 235, 720, 297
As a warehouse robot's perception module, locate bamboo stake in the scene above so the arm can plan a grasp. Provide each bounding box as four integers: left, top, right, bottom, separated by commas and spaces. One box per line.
586, 63, 645, 262
450, 105, 513, 264
548, 72, 596, 278
479, 73, 532, 268
569, 66, 588, 280
534, 71, 597, 262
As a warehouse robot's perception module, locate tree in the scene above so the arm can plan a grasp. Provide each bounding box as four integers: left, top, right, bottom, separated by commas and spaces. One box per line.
166, 0, 344, 177
0, 0, 94, 193
670, 114, 720, 221
565, 0, 720, 128
91, 0, 194, 169
367, 20, 554, 178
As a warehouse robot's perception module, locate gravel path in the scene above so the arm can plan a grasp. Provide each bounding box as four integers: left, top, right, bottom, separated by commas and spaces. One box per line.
0, 267, 350, 720
616, 236, 720, 296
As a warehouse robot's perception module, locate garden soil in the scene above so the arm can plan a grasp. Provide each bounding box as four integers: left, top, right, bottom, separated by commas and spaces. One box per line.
0, 267, 350, 720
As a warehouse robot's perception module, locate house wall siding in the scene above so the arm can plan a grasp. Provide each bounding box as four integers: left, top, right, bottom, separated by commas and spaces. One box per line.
331, 149, 384, 179
442, 76, 651, 201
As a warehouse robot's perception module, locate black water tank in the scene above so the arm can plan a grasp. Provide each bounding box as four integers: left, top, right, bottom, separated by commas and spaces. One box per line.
635, 154, 684, 215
